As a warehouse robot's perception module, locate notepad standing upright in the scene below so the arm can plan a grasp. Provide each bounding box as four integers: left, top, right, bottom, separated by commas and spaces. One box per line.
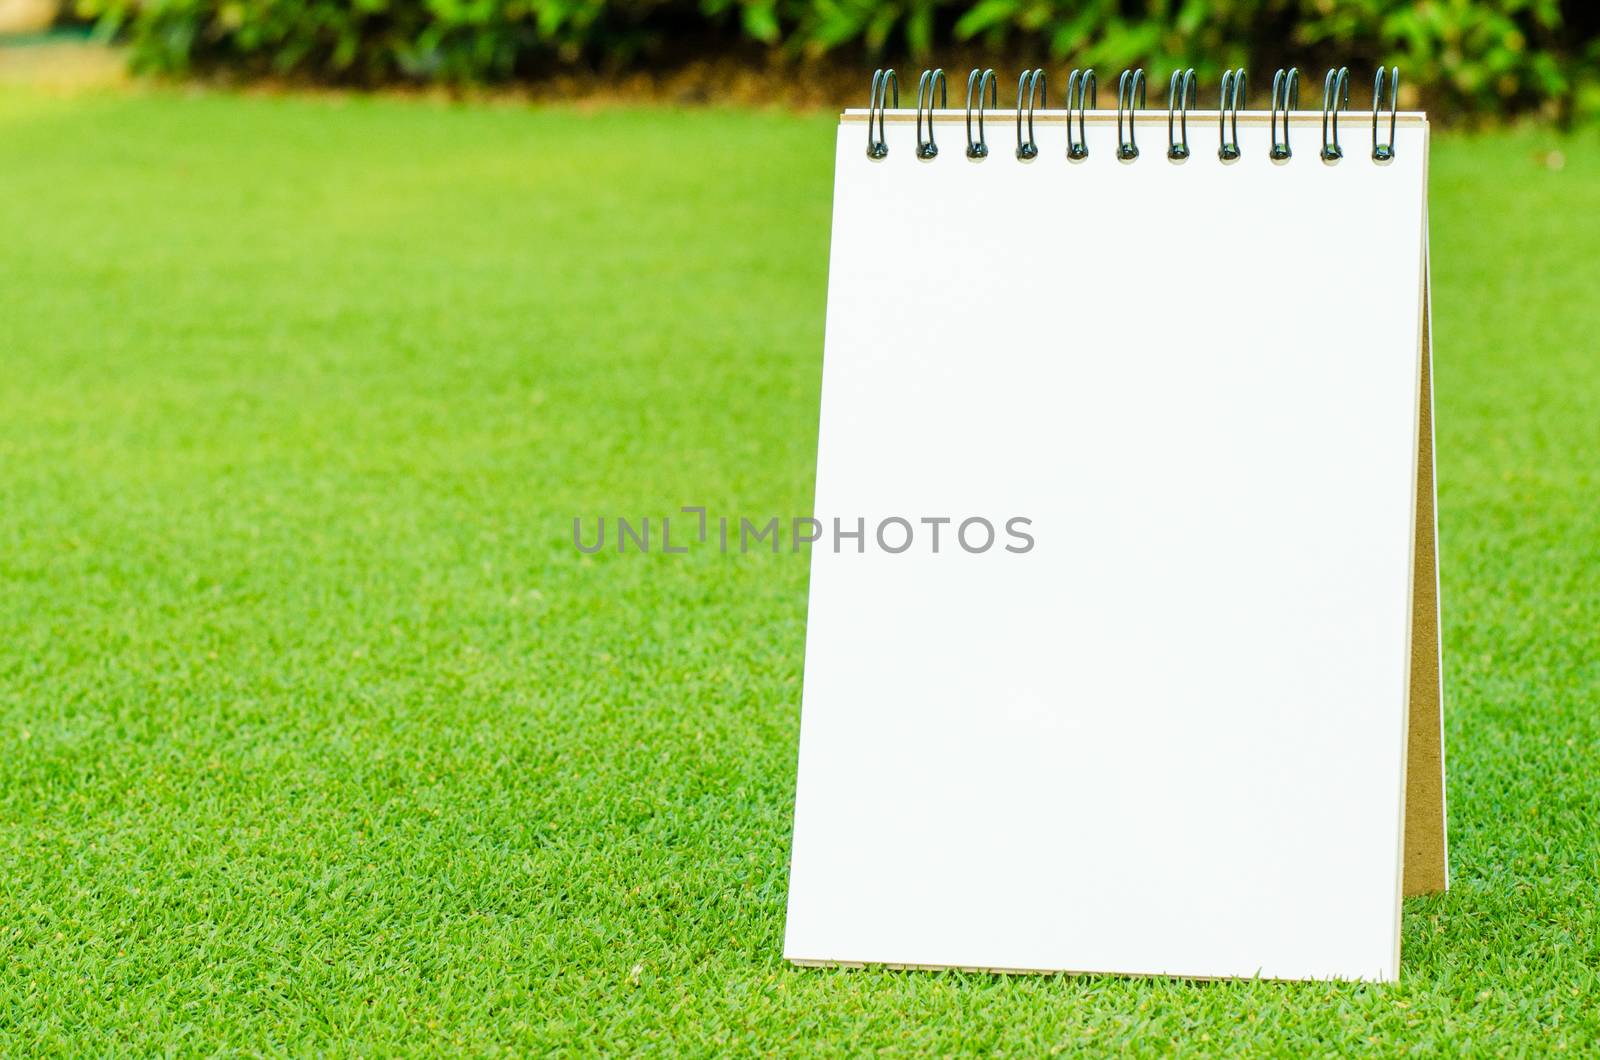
785, 66, 1446, 982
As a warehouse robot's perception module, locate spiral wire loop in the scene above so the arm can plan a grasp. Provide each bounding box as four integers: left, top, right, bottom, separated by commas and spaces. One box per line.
1167, 68, 1197, 160
966, 68, 998, 159
1320, 67, 1350, 161
916, 68, 947, 159
1217, 68, 1246, 161
1015, 68, 1046, 160
1373, 66, 1399, 161
1116, 68, 1146, 161
867, 68, 898, 159
1269, 67, 1299, 161
1066, 68, 1096, 160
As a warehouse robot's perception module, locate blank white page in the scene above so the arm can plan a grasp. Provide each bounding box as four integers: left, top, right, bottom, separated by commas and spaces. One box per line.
785, 109, 1429, 982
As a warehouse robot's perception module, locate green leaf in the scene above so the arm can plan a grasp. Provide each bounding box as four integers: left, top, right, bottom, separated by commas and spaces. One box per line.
905, 1, 932, 56
954, 0, 1020, 41
741, 0, 780, 43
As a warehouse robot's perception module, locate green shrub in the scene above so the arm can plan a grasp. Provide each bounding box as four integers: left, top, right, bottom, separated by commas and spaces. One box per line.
78, 0, 1595, 118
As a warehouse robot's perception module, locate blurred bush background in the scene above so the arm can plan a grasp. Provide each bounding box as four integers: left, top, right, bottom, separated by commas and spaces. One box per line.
41, 0, 1600, 119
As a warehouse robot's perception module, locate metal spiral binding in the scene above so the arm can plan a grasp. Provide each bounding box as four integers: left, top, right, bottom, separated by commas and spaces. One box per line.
1167, 68, 1196, 160
1321, 67, 1350, 161
1373, 66, 1399, 161
1269, 67, 1299, 161
1066, 68, 1095, 160
1117, 68, 1146, 161
860, 65, 1400, 166
1016, 68, 1046, 160
966, 68, 998, 159
1218, 68, 1246, 161
916, 68, 946, 159
867, 68, 897, 159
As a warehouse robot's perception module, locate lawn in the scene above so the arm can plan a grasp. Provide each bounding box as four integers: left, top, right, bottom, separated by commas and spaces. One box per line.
1, 82, 1597, 1053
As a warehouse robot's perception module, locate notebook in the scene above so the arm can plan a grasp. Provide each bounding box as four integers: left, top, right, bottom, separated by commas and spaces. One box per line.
784, 67, 1446, 982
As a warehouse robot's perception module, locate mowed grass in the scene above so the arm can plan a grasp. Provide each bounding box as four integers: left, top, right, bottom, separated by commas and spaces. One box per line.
1, 83, 1597, 1053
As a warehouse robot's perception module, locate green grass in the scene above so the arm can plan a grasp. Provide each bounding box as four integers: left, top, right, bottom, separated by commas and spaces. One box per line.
1, 84, 1597, 1053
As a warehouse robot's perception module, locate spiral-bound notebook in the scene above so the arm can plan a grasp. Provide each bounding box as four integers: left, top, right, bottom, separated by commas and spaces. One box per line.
785, 69, 1447, 983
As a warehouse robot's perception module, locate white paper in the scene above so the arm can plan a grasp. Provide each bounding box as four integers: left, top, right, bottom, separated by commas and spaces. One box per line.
785, 111, 1430, 982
